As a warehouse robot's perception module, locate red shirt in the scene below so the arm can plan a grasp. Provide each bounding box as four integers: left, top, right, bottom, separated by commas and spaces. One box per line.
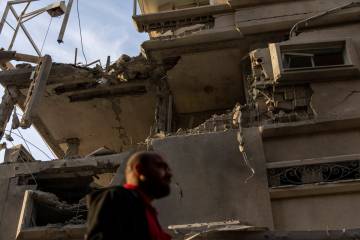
123, 184, 171, 240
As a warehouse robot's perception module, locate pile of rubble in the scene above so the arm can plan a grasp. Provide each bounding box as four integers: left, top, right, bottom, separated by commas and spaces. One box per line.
106, 54, 155, 83
31, 190, 87, 227
175, 111, 237, 136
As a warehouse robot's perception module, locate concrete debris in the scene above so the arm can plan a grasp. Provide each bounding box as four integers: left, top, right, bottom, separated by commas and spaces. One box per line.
86, 147, 116, 157
168, 220, 264, 239
246, 49, 314, 125
11, 110, 20, 130
15, 63, 32, 69
175, 111, 235, 135
106, 54, 155, 83
173, 103, 250, 136
30, 190, 87, 226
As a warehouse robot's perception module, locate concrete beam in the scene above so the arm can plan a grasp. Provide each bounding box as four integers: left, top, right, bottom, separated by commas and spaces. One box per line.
142, 29, 245, 61
68, 83, 147, 102
260, 115, 360, 139
21, 55, 53, 129
0, 64, 96, 88
0, 151, 130, 179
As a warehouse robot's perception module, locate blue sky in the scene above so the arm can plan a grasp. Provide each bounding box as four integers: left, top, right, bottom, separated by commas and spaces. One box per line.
0, 0, 148, 161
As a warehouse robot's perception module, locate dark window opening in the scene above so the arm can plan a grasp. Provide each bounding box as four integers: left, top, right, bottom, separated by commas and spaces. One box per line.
33, 194, 88, 227
36, 176, 94, 204
314, 50, 344, 66
284, 53, 313, 68
282, 46, 346, 70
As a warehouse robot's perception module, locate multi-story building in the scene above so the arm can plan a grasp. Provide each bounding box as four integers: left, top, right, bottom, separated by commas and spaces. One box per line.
0, 0, 360, 239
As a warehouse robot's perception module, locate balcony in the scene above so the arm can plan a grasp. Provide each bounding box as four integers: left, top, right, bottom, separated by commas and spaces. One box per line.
133, 0, 230, 33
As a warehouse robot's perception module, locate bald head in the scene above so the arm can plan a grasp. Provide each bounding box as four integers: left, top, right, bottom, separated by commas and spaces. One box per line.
125, 151, 172, 200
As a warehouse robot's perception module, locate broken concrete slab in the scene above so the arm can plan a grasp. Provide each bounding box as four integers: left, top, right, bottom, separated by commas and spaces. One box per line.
152, 129, 274, 229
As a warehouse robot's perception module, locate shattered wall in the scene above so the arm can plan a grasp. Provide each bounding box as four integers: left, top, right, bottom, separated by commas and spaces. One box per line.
0, 153, 129, 240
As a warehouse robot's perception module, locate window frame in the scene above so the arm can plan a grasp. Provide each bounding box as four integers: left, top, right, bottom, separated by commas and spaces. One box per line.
269, 39, 360, 82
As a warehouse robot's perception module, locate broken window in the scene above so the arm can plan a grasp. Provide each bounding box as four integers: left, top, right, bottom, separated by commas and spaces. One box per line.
16, 190, 88, 240
282, 44, 345, 70
269, 39, 360, 82
16, 168, 117, 239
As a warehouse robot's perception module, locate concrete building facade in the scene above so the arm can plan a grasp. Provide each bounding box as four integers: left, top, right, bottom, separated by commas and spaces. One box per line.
1, 0, 360, 239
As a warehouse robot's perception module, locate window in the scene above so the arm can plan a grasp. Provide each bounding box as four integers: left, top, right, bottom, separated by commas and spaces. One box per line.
269, 39, 360, 82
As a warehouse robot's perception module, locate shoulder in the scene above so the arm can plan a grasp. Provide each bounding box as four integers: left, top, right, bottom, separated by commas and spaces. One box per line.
87, 186, 139, 206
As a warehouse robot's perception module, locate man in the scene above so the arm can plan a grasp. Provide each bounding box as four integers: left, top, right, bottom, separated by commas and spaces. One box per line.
85, 151, 173, 240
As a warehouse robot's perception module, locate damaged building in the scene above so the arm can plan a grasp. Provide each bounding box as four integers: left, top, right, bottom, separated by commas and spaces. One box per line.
1, 0, 360, 239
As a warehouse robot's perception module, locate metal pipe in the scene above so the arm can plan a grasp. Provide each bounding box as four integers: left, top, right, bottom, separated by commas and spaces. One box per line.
9, 6, 41, 56
22, 6, 47, 18
74, 48, 78, 65
106, 55, 110, 71
21, 10, 44, 23
8, 2, 31, 51
84, 59, 101, 67
0, 5, 11, 35
133, 0, 137, 16
57, 0, 74, 43
8, 0, 39, 5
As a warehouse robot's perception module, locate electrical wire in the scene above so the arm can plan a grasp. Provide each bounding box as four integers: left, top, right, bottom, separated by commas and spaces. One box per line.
5, 130, 54, 160
16, 128, 32, 155
76, 0, 88, 64
5, 133, 38, 185
40, 16, 53, 54
4, 19, 15, 31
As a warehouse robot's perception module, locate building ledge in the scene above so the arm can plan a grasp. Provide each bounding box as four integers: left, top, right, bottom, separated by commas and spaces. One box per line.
133, 4, 232, 32
141, 29, 244, 60
260, 115, 360, 139
187, 228, 360, 239
16, 225, 85, 240
270, 180, 360, 200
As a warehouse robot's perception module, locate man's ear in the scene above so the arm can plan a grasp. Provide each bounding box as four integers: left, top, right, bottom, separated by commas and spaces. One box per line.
134, 162, 143, 176
135, 163, 147, 181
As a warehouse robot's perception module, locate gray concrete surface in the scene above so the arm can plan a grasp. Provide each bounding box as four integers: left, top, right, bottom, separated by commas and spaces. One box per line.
152, 129, 274, 229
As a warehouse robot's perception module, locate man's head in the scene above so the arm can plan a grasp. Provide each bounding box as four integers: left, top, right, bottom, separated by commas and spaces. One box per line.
125, 151, 172, 200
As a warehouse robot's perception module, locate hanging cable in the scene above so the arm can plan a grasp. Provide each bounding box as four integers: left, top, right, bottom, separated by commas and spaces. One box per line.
4, 19, 16, 31
5, 132, 38, 185
5, 130, 53, 160
16, 129, 32, 155
76, 0, 88, 64
40, 17, 53, 54
20, 157, 39, 185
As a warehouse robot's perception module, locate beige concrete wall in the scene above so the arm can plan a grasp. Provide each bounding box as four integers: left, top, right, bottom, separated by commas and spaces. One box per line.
264, 130, 360, 163
272, 192, 360, 230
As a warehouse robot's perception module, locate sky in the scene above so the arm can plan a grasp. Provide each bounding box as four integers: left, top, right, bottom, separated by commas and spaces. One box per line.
0, 0, 148, 162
